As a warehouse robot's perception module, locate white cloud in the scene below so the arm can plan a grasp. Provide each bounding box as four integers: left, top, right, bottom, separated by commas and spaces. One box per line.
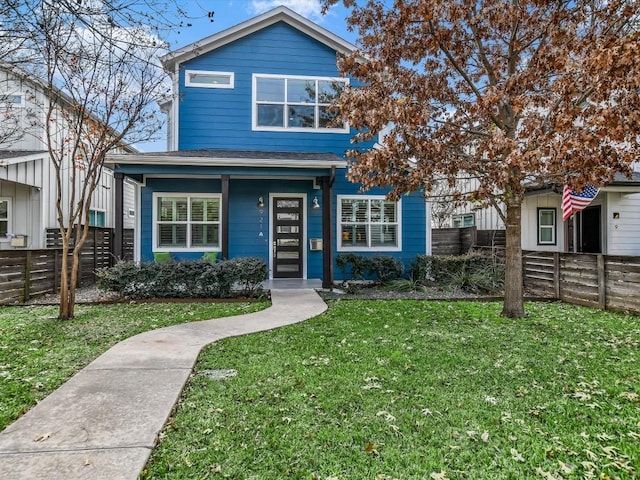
249, 0, 323, 21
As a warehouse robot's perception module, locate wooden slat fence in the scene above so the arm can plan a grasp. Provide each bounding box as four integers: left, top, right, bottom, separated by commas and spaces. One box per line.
432, 227, 505, 255
0, 227, 133, 304
432, 227, 477, 255
523, 251, 640, 314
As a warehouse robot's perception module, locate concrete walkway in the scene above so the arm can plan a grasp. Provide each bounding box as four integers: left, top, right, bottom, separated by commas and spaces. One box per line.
0, 288, 327, 479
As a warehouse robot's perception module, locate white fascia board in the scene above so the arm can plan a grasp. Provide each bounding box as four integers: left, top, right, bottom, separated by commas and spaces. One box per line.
0, 152, 48, 166
106, 155, 347, 169
161, 6, 357, 71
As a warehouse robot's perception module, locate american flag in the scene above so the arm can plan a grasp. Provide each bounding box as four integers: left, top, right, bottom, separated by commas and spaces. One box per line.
562, 184, 599, 221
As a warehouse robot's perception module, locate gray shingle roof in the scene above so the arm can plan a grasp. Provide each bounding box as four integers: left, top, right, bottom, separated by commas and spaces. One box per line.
0, 150, 47, 160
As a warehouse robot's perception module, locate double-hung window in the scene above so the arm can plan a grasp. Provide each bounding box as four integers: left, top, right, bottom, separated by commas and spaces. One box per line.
338, 196, 401, 251
253, 74, 348, 132
0, 198, 10, 238
538, 208, 556, 245
154, 194, 221, 251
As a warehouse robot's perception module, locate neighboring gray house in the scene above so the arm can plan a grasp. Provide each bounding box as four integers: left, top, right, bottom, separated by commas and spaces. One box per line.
444, 169, 640, 255
0, 65, 136, 250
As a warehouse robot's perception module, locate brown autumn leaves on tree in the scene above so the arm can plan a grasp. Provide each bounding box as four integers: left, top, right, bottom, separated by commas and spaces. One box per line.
324, 0, 640, 317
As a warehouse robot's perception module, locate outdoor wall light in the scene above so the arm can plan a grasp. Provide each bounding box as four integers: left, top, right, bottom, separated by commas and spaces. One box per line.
257, 196, 265, 208
312, 196, 320, 209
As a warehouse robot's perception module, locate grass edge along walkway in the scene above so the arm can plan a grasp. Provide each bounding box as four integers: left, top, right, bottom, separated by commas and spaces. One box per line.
142, 299, 640, 480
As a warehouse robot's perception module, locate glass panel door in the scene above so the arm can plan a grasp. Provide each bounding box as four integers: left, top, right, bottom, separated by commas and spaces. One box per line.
273, 197, 303, 278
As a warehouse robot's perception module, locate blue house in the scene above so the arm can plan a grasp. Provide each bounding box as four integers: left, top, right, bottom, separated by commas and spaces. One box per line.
106, 6, 429, 286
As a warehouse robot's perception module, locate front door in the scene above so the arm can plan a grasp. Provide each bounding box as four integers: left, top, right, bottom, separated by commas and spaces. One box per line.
579, 205, 602, 253
272, 197, 303, 278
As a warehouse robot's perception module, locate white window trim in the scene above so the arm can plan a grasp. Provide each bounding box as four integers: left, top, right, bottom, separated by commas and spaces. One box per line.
453, 213, 476, 228
252, 73, 349, 133
337, 195, 402, 252
538, 208, 557, 245
0, 197, 11, 241
185, 70, 235, 89
152, 193, 222, 252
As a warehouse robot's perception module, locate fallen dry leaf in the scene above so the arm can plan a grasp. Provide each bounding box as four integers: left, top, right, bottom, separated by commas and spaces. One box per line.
33, 432, 51, 442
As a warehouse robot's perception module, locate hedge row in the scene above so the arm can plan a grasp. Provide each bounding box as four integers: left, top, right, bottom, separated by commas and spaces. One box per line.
97, 257, 267, 299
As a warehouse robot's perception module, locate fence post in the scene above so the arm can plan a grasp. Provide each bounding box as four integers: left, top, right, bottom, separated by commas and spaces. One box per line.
53, 249, 59, 292
553, 252, 560, 299
23, 250, 32, 302
597, 254, 606, 310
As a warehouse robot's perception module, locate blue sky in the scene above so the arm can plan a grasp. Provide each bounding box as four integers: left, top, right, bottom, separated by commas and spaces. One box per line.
137, 1, 357, 151
166, 0, 358, 50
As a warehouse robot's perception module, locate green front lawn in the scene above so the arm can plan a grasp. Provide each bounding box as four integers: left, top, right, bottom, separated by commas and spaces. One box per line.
0, 301, 268, 430
143, 300, 639, 480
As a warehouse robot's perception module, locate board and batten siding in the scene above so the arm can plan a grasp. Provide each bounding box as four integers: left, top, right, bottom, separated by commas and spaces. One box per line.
605, 191, 640, 255
0, 69, 46, 152
521, 193, 564, 252
177, 22, 362, 155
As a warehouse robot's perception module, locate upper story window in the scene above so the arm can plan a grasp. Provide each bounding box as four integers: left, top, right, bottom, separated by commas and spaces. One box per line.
153, 193, 221, 252
253, 74, 348, 133
0, 94, 23, 106
185, 70, 234, 89
338, 196, 401, 251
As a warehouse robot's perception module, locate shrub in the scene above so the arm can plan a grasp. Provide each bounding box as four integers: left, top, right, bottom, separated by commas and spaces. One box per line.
337, 253, 404, 284
409, 253, 504, 294
231, 257, 268, 297
97, 257, 267, 299
366, 255, 404, 284
336, 253, 369, 281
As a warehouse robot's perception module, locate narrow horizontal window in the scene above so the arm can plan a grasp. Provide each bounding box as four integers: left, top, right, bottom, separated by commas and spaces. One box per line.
0, 94, 23, 106
185, 70, 234, 89
453, 213, 475, 228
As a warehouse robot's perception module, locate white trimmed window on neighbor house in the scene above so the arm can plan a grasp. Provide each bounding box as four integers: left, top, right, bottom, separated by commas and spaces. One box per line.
338, 196, 401, 251
153, 194, 221, 251
0, 198, 10, 238
88, 209, 106, 228
453, 213, 475, 228
537, 208, 557, 245
253, 74, 348, 132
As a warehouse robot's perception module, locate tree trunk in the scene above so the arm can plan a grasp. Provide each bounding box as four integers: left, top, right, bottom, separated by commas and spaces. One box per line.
501, 199, 525, 318
58, 236, 72, 320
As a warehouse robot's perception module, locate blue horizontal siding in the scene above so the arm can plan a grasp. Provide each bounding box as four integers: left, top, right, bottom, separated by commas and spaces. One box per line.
178, 21, 376, 156
137, 172, 427, 280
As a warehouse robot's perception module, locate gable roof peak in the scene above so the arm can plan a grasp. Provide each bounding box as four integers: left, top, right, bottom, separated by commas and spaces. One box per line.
161, 5, 357, 72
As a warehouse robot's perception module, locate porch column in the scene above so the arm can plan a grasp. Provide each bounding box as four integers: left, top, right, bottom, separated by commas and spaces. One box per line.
222, 174, 230, 259
321, 173, 334, 289
113, 172, 124, 261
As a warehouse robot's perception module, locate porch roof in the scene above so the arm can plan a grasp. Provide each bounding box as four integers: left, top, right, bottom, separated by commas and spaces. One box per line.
0, 150, 48, 166
105, 149, 347, 170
